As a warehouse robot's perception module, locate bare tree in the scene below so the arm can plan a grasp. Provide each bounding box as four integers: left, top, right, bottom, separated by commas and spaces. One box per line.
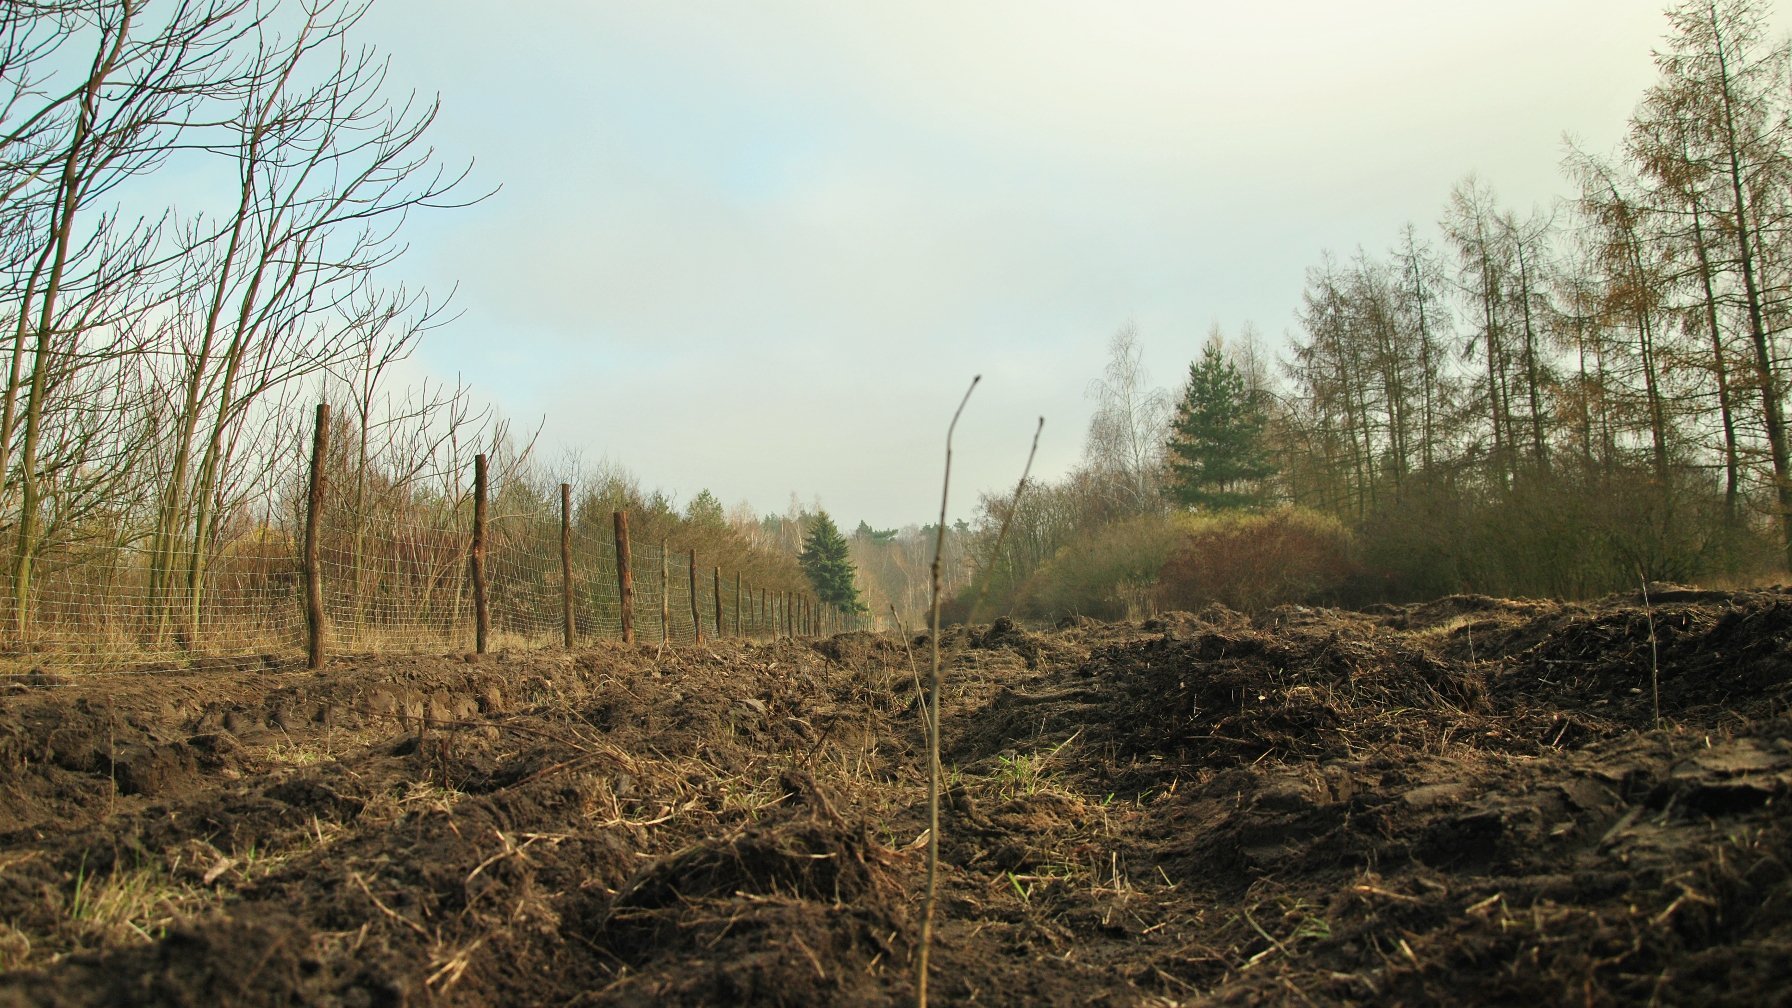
2, 1, 270, 638
1083, 324, 1170, 512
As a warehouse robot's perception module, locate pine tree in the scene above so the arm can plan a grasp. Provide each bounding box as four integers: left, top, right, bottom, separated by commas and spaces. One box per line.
799, 511, 867, 613
1166, 341, 1274, 510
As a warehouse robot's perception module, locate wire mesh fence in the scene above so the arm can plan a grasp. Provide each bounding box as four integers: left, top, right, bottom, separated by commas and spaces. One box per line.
1, 422, 857, 676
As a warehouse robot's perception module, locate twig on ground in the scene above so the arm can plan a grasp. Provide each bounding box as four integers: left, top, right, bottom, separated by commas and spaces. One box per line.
1638, 569, 1661, 727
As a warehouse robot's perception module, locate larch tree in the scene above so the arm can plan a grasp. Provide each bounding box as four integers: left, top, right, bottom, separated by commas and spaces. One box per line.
1633, 0, 1792, 553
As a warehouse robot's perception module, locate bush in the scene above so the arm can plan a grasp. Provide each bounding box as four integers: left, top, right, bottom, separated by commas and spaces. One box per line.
1023, 513, 1185, 620
1156, 507, 1355, 612
1349, 467, 1781, 604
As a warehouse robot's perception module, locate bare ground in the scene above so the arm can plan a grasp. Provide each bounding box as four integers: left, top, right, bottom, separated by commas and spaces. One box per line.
0, 587, 1789, 1006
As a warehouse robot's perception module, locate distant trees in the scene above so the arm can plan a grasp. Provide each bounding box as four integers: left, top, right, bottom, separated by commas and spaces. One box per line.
848, 520, 971, 628
949, 0, 1792, 619
852, 521, 898, 544
1263, 0, 1791, 596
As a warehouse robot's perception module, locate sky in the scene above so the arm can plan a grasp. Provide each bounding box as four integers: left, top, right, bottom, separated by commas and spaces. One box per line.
347, 1, 1790, 529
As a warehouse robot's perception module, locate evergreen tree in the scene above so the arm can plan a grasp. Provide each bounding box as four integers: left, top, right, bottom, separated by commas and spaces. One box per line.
685, 488, 726, 528
1166, 341, 1275, 510
799, 511, 867, 613
853, 520, 898, 543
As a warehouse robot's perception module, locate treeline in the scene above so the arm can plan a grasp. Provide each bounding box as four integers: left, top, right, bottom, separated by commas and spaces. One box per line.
845, 520, 975, 629
958, 0, 1792, 619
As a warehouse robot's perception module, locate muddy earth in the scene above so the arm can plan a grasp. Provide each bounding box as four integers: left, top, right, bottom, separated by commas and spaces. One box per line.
1, 587, 1790, 1006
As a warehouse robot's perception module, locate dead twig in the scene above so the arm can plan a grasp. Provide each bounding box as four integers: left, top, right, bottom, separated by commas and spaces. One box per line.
917, 376, 978, 1008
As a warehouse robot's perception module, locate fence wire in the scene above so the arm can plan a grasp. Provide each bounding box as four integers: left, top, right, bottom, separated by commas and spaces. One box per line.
0, 471, 857, 676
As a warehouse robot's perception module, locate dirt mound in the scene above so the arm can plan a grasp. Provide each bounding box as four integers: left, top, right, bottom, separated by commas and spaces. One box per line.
1374, 592, 1563, 631
578, 774, 910, 1006
0, 913, 322, 1008
2, 593, 1791, 1005
812, 631, 910, 669
949, 617, 1489, 778
1488, 592, 1792, 727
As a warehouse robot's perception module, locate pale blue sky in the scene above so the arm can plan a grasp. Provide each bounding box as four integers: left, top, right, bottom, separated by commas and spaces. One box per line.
348, 1, 1784, 528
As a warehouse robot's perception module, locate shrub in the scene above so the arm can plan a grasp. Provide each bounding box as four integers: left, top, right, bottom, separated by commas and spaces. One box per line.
1156, 507, 1355, 612
1023, 513, 1185, 620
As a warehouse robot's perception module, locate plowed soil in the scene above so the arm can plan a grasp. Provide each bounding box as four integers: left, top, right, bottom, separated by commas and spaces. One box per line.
2, 587, 1791, 1006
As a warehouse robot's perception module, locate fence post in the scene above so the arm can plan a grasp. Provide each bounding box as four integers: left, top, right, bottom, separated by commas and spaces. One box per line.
613, 511, 634, 644
305, 403, 329, 671
733, 571, 742, 637
471, 454, 489, 655
560, 482, 575, 649
785, 591, 793, 638
688, 549, 702, 643
713, 566, 724, 638
660, 541, 671, 644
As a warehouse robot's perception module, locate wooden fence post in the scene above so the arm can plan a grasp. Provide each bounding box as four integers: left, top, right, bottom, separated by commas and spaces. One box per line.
305, 403, 329, 670
713, 566, 724, 638
733, 572, 742, 637
560, 483, 574, 649
613, 511, 634, 644
659, 541, 671, 644
687, 549, 702, 643
471, 454, 489, 655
